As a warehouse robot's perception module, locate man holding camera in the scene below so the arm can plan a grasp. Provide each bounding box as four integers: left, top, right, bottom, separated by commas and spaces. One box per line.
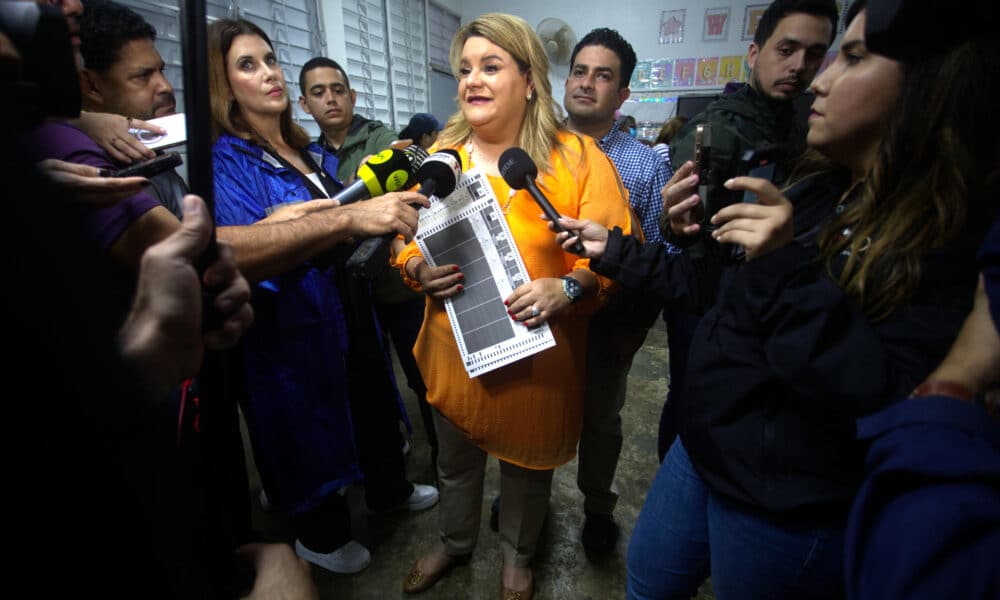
656, 0, 838, 458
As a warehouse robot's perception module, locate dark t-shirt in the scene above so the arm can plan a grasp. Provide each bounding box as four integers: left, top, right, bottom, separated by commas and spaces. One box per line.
24, 120, 159, 250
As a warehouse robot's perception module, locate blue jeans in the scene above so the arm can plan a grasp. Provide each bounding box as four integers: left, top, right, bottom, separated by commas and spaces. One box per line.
627, 442, 846, 600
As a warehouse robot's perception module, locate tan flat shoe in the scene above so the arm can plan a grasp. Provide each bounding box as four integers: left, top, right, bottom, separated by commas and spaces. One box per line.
499, 566, 533, 600
402, 553, 471, 594
500, 580, 533, 600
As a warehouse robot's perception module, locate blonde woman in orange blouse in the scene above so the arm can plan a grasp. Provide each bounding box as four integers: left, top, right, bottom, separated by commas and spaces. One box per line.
396, 13, 633, 600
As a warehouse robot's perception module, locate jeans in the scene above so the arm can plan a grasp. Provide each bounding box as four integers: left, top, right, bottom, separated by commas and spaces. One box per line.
627, 442, 846, 600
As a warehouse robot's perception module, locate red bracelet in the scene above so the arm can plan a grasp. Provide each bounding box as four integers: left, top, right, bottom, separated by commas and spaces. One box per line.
910, 380, 976, 402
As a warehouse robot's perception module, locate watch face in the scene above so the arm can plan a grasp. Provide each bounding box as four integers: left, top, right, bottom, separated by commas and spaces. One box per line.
563, 276, 583, 303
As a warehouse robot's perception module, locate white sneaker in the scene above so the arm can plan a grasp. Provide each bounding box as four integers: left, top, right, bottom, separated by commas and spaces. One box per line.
294, 539, 371, 574
404, 483, 439, 511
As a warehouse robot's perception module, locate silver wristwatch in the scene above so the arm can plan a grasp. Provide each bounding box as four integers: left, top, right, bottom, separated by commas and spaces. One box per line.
560, 275, 583, 304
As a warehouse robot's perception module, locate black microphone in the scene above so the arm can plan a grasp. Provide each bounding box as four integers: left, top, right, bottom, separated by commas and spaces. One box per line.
346, 148, 462, 278
333, 148, 413, 205
499, 146, 585, 254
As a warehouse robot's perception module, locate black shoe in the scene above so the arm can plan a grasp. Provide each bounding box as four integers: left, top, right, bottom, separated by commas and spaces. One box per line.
581, 511, 619, 558
489, 495, 500, 532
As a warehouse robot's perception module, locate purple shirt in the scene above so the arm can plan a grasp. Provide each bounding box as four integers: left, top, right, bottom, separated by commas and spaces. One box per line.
24, 121, 159, 251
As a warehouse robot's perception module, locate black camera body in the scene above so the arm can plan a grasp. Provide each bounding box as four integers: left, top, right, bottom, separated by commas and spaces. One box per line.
0, 2, 81, 128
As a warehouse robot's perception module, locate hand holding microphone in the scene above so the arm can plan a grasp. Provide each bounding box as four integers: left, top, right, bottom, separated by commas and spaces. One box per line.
498, 147, 586, 255
346, 148, 462, 278
332, 148, 413, 205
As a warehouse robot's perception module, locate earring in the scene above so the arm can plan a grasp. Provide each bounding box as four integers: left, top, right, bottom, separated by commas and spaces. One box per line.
526, 91, 533, 101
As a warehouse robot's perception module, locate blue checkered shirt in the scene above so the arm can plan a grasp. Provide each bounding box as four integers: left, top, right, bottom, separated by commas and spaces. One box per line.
597, 127, 675, 249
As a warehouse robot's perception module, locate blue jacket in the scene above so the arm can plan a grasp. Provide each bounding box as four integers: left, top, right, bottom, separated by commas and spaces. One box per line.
213, 134, 403, 514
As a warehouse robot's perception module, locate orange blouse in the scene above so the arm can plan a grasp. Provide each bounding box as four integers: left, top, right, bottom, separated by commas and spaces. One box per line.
395, 131, 633, 469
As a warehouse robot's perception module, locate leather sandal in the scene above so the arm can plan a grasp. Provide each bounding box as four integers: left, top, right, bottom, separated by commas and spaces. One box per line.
402, 553, 471, 594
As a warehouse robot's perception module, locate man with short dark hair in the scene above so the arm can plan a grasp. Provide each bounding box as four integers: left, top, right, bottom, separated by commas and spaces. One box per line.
78, 0, 185, 217
297, 57, 397, 182
562, 27, 674, 558
658, 0, 838, 460
298, 56, 439, 474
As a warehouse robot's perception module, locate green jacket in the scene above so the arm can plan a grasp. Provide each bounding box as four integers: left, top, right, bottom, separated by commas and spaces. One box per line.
664, 83, 808, 314
320, 115, 419, 304
320, 114, 398, 183
669, 83, 806, 219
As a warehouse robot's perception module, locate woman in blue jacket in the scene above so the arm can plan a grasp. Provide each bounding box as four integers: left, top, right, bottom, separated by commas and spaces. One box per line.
207, 18, 437, 575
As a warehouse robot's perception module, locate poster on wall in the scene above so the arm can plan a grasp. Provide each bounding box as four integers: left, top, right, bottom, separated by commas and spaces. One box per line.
718, 55, 745, 83
696, 57, 720, 86
650, 59, 674, 88
673, 58, 696, 87
632, 59, 652, 90
703, 7, 730, 42
659, 9, 685, 44
742, 4, 769, 40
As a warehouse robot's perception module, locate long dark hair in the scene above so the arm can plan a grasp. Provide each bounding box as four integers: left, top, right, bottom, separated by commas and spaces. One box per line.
207, 18, 310, 149
818, 26, 1000, 318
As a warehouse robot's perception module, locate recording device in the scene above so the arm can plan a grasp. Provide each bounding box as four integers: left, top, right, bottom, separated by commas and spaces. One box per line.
0, 2, 81, 126
108, 151, 183, 178
691, 123, 719, 229
345, 148, 461, 278
333, 148, 413, 206
738, 145, 782, 204
129, 113, 187, 150
498, 147, 585, 255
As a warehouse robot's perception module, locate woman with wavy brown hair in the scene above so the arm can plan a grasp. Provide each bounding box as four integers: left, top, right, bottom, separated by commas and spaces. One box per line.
557, 1, 998, 597
206, 17, 436, 577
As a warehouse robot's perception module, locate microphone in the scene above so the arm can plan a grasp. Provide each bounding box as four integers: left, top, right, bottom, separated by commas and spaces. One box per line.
333, 148, 413, 205
346, 148, 462, 278
498, 146, 585, 254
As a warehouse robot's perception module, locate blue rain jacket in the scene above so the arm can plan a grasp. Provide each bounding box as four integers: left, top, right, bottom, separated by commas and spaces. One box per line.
213, 134, 404, 514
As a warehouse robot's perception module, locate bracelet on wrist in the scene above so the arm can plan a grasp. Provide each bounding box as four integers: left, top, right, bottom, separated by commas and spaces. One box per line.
910, 379, 976, 402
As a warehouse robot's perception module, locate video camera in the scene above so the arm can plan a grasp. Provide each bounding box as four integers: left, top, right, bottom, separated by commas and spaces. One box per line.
0, 2, 81, 128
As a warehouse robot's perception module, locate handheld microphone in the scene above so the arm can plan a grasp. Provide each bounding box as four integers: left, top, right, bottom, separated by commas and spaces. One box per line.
346, 148, 462, 278
498, 147, 585, 254
333, 148, 413, 205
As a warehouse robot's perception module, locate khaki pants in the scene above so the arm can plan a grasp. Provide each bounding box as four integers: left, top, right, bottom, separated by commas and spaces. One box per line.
433, 408, 554, 567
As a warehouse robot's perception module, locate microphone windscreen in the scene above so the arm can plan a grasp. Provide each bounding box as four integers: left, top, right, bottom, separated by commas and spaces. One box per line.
415, 148, 461, 197
498, 147, 537, 189
355, 148, 413, 196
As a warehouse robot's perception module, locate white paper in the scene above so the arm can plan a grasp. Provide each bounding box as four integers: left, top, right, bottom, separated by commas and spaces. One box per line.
414, 167, 556, 377
129, 112, 187, 150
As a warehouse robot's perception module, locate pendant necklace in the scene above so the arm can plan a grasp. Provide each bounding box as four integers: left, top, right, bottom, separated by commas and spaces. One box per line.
466, 137, 517, 214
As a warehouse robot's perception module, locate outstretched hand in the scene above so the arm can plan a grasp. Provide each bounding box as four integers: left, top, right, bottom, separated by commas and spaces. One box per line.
661, 161, 703, 237
711, 176, 793, 260
546, 215, 609, 259
120, 195, 253, 396
73, 111, 162, 164
341, 191, 430, 242
38, 158, 148, 205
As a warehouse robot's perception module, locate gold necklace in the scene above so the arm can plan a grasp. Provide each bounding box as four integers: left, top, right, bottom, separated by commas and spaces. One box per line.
465, 137, 517, 214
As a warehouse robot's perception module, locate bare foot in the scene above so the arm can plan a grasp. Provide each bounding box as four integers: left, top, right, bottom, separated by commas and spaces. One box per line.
502, 564, 532, 592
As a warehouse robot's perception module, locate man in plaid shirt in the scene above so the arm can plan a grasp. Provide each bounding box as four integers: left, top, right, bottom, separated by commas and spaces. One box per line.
563, 27, 674, 558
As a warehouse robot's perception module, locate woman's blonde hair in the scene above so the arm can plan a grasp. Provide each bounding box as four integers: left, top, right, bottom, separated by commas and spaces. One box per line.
438, 13, 575, 173
207, 18, 310, 149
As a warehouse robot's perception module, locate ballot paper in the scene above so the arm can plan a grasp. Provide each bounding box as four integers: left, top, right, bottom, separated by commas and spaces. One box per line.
413, 167, 556, 377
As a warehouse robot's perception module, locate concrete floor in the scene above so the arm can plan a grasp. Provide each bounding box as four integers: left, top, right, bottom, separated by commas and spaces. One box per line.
244, 324, 715, 599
